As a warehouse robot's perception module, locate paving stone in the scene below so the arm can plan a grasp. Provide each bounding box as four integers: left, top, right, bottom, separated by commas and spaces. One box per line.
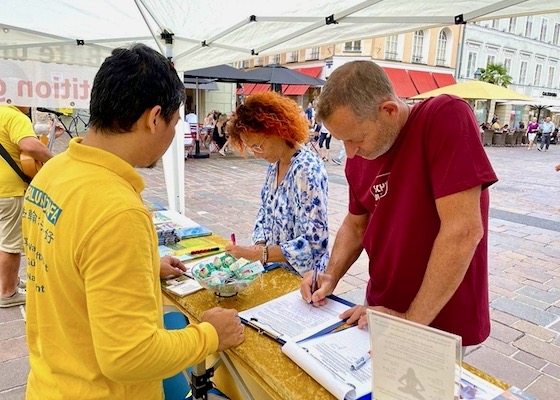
490, 275, 524, 292
491, 309, 520, 326
480, 337, 518, 356
0, 337, 28, 363
512, 320, 557, 342
514, 335, 560, 365
464, 346, 541, 389
525, 374, 560, 400
490, 321, 524, 343
491, 297, 559, 327
542, 362, 560, 379
0, 308, 24, 324
0, 321, 25, 341
515, 294, 550, 310
513, 350, 548, 370
0, 357, 29, 392
547, 306, 560, 317
517, 286, 560, 304
0, 386, 26, 400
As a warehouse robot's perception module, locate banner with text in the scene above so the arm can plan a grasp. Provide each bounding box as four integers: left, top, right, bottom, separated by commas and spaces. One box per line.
0, 59, 97, 109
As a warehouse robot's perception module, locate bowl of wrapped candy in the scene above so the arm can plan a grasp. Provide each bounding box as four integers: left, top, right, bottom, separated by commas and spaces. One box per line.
191, 253, 264, 297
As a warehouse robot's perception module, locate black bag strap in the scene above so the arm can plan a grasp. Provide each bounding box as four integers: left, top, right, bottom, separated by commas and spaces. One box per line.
0, 142, 31, 184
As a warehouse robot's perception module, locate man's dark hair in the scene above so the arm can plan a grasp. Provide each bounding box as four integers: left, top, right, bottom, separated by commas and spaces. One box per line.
89, 43, 185, 133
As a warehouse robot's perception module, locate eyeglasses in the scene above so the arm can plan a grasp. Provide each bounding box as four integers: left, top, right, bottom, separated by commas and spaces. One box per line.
247, 136, 266, 154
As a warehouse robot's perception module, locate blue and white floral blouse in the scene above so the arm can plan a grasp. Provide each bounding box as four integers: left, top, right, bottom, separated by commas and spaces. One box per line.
252, 146, 329, 276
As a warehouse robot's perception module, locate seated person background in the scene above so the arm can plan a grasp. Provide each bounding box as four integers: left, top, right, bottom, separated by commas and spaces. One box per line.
225, 91, 329, 276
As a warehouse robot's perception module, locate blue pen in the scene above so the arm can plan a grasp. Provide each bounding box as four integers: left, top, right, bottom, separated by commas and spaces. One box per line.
350, 353, 371, 371
309, 264, 319, 305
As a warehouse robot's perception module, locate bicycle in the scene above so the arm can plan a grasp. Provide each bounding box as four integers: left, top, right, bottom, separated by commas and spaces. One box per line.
37, 108, 89, 138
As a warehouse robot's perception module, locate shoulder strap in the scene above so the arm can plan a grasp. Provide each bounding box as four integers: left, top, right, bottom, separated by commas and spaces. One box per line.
0, 143, 31, 184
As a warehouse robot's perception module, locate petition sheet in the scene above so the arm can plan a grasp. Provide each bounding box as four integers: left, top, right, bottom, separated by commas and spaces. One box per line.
282, 325, 371, 400
238, 290, 350, 342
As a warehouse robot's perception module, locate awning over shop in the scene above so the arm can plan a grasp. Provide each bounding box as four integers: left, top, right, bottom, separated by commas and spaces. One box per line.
237, 83, 272, 95
282, 85, 310, 95
408, 70, 438, 94
432, 73, 457, 88
294, 67, 322, 78
383, 67, 418, 98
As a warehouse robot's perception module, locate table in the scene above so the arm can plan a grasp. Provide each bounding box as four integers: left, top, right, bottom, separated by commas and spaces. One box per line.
163, 267, 338, 400
163, 267, 512, 400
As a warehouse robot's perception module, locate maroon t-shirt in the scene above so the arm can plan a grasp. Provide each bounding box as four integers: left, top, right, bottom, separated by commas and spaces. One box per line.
346, 95, 498, 345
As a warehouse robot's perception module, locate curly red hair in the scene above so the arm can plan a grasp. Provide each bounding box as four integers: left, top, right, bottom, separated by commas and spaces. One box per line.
227, 91, 309, 152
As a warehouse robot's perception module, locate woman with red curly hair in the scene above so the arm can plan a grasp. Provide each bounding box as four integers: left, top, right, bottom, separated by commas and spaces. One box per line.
225, 92, 329, 276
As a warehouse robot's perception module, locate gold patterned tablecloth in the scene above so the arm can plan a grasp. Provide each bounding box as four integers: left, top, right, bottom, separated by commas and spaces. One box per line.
163, 267, 337, 400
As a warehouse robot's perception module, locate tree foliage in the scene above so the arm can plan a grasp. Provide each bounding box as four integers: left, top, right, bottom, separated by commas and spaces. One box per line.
478, 63, 513, 87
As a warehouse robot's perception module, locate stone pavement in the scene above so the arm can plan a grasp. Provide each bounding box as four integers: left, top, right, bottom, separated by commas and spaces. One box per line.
1, 135, 559, 399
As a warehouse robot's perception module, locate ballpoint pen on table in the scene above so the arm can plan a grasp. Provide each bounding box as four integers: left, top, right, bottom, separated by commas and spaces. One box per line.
350, 352, 371, 371
230, 233, 236, 246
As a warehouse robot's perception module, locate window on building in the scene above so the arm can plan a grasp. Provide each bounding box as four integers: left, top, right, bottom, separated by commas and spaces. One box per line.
255, 57, 263, 66
306, 47, 320, 60
288, 51, 299, 63
412, 31, 424, 63
466, 52, 477, 78
554, 24, 560, 45
486, 55, 496, 66
242, 60, 249, 69
548, 66, 556, 87
540, 17, 548, 42
492, 19, 499, 29
344, 41, 361, 52
504, 58, 512, 74
385, 35, 399, 60
525, 16, 533, 37
272, 54, 280, 64
436, 30, 447, 66
508, 17, 517, 33
534, 64, 543, 86
519, 61, 528, 84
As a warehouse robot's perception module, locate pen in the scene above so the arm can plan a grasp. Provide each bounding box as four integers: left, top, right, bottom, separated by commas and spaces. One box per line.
309, 264, 319, 306
230, 233, 236, 246
189, 247, 220, 255
350, 353, 370, 371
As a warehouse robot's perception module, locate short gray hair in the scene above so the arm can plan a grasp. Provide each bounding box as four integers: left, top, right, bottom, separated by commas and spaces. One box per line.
317, 61, 395, 122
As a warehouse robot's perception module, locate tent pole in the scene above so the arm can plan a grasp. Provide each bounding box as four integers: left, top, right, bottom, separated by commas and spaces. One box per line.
193, 77, 209, 159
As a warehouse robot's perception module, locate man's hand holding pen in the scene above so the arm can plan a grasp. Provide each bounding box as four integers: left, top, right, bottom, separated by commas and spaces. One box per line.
300, 269, 338, 307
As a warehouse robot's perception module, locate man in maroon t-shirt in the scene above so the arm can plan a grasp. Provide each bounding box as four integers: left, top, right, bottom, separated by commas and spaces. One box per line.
301, 61, 497, 346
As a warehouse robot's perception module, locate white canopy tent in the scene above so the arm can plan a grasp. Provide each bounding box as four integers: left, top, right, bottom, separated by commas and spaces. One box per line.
3, 0, 560, 213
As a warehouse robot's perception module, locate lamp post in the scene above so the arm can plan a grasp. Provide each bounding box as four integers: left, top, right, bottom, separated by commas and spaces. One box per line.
474, 68, 482, 80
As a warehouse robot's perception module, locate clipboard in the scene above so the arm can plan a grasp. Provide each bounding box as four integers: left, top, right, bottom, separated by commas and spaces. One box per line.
239, 290, 354, 345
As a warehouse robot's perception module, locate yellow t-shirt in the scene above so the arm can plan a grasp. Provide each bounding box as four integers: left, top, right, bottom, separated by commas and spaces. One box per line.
0, 105, 36, 197
23, 138, 218, 399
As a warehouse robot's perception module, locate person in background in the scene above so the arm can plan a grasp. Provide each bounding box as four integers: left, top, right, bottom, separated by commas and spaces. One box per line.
538, 116, 555, 152
491, 118, 501, 132
225, 91, 329, 276
318, 120, 332, 161
213, 113, 228, 155
0, 105, 53, 308
332, 146, 346, 165
22, 44, 244, 399
527, 117, 539, 150
301, 61, 497, 350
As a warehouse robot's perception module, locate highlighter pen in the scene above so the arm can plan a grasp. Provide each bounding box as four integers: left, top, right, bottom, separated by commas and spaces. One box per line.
189, 247, 220, 255
230, 233, 236, 246
350, 353, 371, 371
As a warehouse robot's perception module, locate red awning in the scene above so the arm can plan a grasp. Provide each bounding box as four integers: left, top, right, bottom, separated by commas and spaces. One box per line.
237, 83, 271, 95
382, 67, 418, 98
408, 70, 438, 94
282, 85, 310, 95
432, 73, 457, 88
294, 67, 322, 78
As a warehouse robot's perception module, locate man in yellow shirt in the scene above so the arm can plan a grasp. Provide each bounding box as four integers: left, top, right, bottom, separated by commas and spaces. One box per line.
22, 44, 244, 399
0, 105, 53, 308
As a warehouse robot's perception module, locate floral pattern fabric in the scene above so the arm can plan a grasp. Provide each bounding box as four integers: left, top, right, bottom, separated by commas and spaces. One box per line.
252, 147, 329, 276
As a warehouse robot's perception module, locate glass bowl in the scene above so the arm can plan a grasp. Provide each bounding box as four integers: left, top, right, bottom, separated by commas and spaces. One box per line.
191, 253, 264, 297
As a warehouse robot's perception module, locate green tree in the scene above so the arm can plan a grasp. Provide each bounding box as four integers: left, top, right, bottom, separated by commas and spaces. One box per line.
477, 63, 513, 87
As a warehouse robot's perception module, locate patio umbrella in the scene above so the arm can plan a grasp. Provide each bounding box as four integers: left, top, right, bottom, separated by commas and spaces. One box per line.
184, 64, 268, 84
245, 64, 325, 92
411, 81, 535, 101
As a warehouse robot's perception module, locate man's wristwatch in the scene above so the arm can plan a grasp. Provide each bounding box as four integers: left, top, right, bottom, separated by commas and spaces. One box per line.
261, 245, 269, 264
